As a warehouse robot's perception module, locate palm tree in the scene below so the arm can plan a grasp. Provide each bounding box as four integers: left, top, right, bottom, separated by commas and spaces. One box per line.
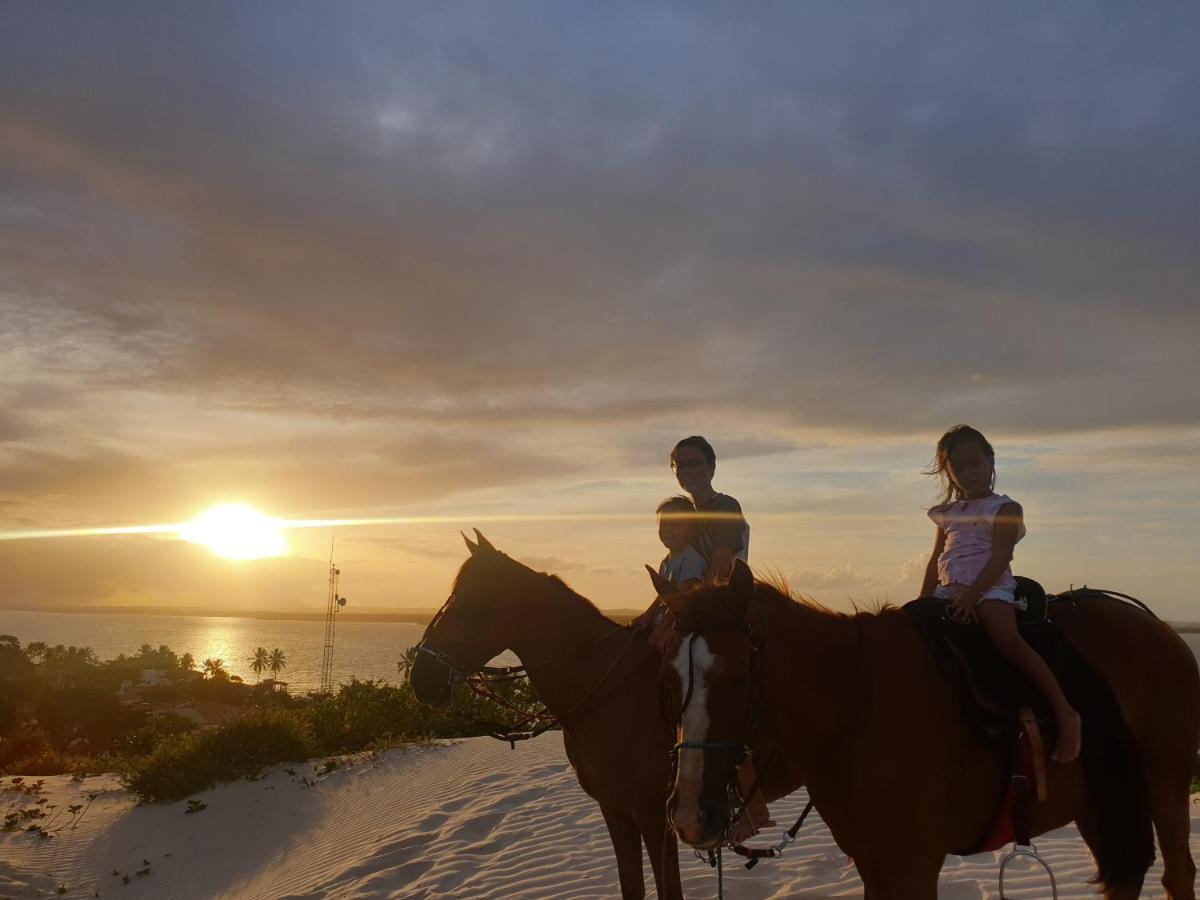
397, 646, 419, 682
179, 652, 195, 672
202, 658, 228, 680
138, 643, 154, 658
267, 648, 287, 680
248, 647, 269, 682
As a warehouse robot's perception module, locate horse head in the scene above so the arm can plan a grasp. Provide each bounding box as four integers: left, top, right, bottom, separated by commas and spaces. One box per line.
661, 559, 759, 849
409, 529, 526, 707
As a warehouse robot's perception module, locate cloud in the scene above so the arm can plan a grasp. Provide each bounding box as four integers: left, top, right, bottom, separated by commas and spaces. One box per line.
0, 3, 1198, 613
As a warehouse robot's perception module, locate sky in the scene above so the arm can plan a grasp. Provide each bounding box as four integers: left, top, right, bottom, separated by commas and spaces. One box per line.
1, 2, 1197, 619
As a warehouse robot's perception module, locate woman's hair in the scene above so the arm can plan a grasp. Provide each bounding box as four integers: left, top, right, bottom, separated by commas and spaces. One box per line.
672, 435, 716, 466
927, 424, 995, 506
656, 495, 697, 516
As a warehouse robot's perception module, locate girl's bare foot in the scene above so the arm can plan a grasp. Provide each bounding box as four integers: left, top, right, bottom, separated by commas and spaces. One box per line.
1052, 709, 1082, 762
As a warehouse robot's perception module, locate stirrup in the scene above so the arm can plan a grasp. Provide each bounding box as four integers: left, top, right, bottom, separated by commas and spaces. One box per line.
999, 843, 1058, 899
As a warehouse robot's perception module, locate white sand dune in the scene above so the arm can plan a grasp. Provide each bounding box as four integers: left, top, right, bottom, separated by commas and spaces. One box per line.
1, 735, 1196, 899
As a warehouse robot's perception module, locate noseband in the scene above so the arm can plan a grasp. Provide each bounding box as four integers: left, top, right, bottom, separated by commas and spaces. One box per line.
413, 592, 474, 690
666, 606, 775, 857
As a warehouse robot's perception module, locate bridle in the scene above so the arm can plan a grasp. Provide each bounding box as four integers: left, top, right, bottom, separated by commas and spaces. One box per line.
412, 586, 643, 747
413, 592, 478, 690
667, 611, 767, 845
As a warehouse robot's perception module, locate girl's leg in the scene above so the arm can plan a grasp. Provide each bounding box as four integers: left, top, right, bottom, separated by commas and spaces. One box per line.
976, 600, 1083, 762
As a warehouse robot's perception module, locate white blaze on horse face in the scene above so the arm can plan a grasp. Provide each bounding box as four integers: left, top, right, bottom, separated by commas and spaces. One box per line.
670, 635, 715, 842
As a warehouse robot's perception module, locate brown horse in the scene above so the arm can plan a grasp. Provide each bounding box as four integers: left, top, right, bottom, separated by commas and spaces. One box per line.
661, 560, 1200, 899
409, 532, 681, 900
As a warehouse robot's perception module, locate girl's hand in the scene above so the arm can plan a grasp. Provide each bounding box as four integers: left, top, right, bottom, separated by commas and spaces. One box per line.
948, 588, 982, 623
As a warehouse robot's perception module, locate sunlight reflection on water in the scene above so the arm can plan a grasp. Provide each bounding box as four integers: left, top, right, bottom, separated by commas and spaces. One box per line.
0, 610, 524, 693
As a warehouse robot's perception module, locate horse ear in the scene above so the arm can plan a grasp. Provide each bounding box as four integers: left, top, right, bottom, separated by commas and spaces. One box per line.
729, 558, 754, 614
473, 529, 497, 553
645, 564, 679, 597
462, 531, 479, 555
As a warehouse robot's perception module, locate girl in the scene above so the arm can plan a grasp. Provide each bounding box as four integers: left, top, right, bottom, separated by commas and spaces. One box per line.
921, 425, 1082, 763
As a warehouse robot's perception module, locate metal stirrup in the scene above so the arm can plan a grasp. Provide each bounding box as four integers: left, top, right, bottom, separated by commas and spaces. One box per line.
999, 843, 1058, 900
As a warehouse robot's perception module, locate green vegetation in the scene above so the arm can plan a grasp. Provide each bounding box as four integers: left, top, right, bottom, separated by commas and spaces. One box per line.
0, 635, 546, 803
119, 709, 315, 802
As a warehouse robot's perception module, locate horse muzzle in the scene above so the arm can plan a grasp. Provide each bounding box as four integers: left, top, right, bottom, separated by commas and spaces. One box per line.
668, 789, 728, 849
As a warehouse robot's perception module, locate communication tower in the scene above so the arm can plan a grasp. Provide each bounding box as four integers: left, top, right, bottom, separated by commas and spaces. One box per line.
319, 536, 348, 695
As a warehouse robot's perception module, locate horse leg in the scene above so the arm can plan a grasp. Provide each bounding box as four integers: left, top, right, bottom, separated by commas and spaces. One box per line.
856, 853, 941, 899
601, 806, 647, 900
1148, 774, 1197, 899
642, 815, 682, 900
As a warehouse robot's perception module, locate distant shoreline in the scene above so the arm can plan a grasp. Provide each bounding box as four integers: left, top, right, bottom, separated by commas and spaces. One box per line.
0, 604, 647, 626
1, 604, 1193, 632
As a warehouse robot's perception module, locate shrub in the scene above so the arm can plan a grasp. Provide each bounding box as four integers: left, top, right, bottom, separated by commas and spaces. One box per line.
109, 712, 198, 758
301, 678, 545, 754
304, 680, 433, 753
3, 747, 96, 776
34, 687, 140, 753
0, 733, 53, 774
120, 709, 316, 802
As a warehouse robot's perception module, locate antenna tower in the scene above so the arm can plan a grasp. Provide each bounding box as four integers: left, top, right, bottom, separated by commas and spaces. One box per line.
319, 535, 347, 695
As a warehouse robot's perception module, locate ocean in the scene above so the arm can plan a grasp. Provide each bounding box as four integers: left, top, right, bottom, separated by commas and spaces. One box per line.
0, 609, 436, 694
2, 608, 1198, 696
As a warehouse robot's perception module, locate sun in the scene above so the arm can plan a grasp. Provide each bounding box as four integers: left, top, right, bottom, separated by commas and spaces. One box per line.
179, 503, 287, 560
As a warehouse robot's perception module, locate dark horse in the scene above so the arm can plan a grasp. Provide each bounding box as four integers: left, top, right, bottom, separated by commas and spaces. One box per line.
661, 560, 1199, 899
409, 532, 682, 900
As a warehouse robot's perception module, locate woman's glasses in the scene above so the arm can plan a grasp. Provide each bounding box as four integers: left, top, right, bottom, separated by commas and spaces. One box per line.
670, 458, 708, 471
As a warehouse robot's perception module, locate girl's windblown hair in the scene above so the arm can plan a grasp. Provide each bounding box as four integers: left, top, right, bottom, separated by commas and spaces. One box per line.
926, 424, 995, 505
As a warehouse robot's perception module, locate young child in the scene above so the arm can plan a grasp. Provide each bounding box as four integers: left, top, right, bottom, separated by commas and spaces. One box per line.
634, 496, 706, 639
921, 424, 1082, 762
656, 495, 707, 585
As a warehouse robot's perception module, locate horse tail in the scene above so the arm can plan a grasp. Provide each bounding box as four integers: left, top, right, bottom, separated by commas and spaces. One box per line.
1059, 640, 1155, 891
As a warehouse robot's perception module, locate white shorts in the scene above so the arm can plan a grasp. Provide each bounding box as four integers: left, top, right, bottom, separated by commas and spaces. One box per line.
934, 583, 1026, 610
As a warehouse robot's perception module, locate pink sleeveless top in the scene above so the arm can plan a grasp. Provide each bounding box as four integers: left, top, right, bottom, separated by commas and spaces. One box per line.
927, 494, 1025, 590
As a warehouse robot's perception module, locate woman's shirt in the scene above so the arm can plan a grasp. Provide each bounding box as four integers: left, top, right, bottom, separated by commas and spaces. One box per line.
928, 493, 1025, 589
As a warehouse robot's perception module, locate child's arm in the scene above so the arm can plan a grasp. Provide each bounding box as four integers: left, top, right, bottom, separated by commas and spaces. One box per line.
955, 502, 1023, 609
920, 526, 946, 597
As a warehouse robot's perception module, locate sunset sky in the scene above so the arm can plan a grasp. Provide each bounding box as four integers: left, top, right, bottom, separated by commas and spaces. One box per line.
1, 3, 1197, 619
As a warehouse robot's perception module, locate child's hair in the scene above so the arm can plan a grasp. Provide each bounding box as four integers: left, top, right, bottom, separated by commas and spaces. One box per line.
927, 424, 995, 505
656, 495, 697, 518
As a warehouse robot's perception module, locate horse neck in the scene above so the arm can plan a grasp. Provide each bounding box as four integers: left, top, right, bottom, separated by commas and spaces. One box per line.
503, 573, 626, 718
759, 602, 864, 772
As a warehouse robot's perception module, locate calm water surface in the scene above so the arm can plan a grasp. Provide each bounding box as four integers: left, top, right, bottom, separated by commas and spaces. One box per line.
0, 610, 437, 693
1, 609, 1197, 695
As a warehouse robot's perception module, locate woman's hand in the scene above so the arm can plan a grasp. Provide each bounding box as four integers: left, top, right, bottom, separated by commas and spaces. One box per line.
948, 587, 982, 623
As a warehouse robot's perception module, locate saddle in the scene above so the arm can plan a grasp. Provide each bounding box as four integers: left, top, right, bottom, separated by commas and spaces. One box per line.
902, 577, 1058, 853
902, 581, 1153, 858
903, 576, 1057, 745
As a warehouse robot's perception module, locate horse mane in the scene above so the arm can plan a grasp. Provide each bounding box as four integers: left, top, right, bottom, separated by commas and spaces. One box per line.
753, 573, 899, 622
453, 550, 619, 629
